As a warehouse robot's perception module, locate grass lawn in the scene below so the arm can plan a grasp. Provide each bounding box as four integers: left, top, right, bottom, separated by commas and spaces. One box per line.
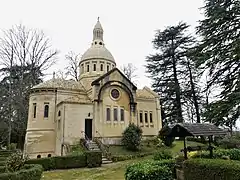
42, 140, 204, 180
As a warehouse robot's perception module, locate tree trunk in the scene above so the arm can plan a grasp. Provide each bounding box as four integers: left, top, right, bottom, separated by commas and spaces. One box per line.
187, 61, 201, 123
172, 39, 183, 123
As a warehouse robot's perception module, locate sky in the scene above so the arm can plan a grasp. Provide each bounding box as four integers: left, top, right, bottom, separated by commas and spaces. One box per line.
0, 0, 205, 89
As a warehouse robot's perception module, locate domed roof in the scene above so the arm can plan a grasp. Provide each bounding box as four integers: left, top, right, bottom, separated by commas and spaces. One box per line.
81, 46, 115, 62
80, 18, 115, 63
31, 78, 86, 91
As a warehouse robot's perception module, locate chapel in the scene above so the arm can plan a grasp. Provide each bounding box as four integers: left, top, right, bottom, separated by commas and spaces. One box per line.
24, 19, 162, 159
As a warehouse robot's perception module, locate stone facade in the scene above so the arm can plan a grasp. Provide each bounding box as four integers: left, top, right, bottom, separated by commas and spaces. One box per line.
24, 19, 162, 159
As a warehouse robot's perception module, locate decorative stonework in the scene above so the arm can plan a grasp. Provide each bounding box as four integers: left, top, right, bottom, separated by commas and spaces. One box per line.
110, 88, 120, 100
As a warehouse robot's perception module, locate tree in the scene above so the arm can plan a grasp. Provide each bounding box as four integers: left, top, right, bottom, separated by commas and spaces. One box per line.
120, 63, 137, 81
194, 0, 240, 130
0, 24, 58, 148
122, 123, 142, 151
146, 22, 195, 124
65, 51, 79, 81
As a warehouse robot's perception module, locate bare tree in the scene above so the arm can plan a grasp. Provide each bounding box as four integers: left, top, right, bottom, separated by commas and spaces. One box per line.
65, 51, 79, 81
0, 24, 58, 148
120, 63, 137, 81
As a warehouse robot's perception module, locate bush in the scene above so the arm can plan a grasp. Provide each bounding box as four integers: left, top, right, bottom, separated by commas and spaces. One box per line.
125, 160, 174, 180
153, 149, 173, 160
0, 165, 6, 173
183, 158, 240, 180
7, 143, 17, 150
122, 123, 143, 151
0, 164, 43, 180
217, 136, 240, 149
191, 148, 240, 160
85, 151, 102, 168
6, 150, 27, 172
26, 152, 87, 170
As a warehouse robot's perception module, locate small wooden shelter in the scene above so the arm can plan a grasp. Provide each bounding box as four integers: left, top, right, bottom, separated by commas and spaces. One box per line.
168, 123, 227, 159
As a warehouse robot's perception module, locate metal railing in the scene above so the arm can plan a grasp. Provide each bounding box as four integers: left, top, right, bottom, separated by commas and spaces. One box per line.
94, 131, 111, 160
81, 131, 91, 150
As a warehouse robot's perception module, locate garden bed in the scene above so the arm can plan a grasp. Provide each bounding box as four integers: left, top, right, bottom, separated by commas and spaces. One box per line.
0, 164, 43, 180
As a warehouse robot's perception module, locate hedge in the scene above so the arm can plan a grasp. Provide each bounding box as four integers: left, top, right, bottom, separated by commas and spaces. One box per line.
26, 151, 102, 170
125, 160, 174, 180
191, 148, 240, 160
183, 158, 240, 180
0, 165, 6, 173
0, 164, 43, 180
111, 152, 154, 162
86, 151, 102, 168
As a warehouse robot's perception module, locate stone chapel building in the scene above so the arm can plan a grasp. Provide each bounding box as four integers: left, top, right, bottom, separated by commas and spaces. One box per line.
24, 19, 162, 159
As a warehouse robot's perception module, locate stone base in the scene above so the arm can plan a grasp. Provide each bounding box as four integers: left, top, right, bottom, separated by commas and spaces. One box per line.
102, 137, 122, 145
100, 135, 156, 145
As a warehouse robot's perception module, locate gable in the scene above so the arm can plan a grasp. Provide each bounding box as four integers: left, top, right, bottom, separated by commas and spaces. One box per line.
137, 86, 159, 99
91, 68, 137, 90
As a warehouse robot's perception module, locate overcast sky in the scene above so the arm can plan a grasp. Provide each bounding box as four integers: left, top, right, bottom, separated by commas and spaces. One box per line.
0, 0, 205, 89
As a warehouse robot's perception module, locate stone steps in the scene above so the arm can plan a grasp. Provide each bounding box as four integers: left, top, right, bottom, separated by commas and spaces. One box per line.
102, 156, 112, 164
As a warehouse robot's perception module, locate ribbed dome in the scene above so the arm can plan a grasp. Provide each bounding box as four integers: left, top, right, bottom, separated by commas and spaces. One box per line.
81, 46, 115, 62
80, 18, 115, 63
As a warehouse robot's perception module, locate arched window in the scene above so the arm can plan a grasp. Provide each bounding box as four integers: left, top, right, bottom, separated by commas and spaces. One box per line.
37, 155, 41, 158
106, 107, 111, 121
93, 64, 96, 71
33, 103, 37, 118
47, 154, 52, 157
81, 64, 84, 73
107, 65, 109, 72
58, 110, 61, 117
100, 64, 104, 71
87, 64, 90, 72
44, 104, 49, 118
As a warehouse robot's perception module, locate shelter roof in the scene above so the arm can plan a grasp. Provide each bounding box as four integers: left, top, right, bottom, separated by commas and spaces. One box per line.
168, 123, 227, 137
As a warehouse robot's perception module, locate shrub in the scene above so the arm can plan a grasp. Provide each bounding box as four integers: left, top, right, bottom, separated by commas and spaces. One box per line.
122, 123, 143, 151
191, 149, 240, 160
26, 157, 56, 171
217, 136, 240, 149
7, 143, 17, 151
0, 164, 43, 180
158, 125, 175, 147
85, 151, 102, 168
153, 149, 173, 160
54, 153, 87, 169
125, 160, 174, 180
183, 158, 240, 180
6, 150, 27, 172
26, 152, 87, 170
0, 165, 6, 173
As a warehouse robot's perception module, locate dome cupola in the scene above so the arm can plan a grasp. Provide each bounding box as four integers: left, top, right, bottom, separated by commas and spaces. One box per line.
79, 18, 116, 78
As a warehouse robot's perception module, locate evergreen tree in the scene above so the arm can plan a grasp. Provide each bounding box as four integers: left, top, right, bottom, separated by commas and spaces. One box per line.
195, 0, 240, 129
146, 22, 195, 124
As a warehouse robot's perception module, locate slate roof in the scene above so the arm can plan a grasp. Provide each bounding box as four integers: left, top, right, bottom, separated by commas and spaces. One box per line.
32, 78, 86, 91
168, 123, 228, 137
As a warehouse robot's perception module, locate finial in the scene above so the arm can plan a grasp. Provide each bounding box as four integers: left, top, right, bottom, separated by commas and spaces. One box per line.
53, 71, 55, 79
97, 17, 100, 22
